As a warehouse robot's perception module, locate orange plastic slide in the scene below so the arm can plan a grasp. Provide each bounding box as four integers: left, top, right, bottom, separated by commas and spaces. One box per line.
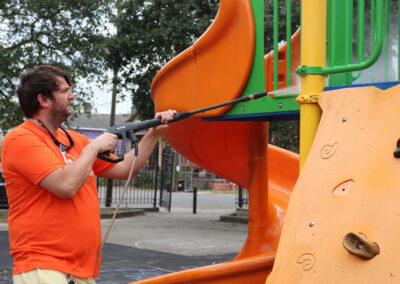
131, 1, 300, 283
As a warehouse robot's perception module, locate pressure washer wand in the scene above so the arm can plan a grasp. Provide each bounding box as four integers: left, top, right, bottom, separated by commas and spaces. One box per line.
98, 91, 267, 163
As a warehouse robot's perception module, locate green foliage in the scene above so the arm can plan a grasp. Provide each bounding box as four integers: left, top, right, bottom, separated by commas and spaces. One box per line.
0, 99, 24, 132
135, 171, 153, 189
269, 120, 299, 153
264, 0, 301, 52
0, 0, 111, 130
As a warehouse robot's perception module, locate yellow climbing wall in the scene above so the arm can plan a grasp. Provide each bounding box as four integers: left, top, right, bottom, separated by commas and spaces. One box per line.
267, 85, 400, 283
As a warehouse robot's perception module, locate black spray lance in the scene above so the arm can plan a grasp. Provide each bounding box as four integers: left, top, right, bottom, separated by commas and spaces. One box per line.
97, 91, 268, 163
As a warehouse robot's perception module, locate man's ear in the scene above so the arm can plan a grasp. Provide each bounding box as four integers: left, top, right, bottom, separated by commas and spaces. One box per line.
37, 94, 51, 108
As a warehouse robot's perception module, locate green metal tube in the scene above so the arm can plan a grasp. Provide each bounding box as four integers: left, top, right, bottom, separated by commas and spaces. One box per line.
326, 0, 331, 68
286, 0, 292, 87
352, 0, 365, 81
274, 0, 279, 90
297, 0, 383, 76
330, 0, 337, 66
384, 0, 389, 81
370, 0, 376, 82
344, 1, 352, 67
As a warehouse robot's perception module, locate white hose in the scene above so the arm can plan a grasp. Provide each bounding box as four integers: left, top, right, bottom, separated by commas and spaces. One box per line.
96, 155, 138, 262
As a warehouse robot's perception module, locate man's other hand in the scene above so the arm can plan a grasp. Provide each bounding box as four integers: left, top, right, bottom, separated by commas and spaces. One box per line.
151, 109, 177, 136
91, 133, 118, 153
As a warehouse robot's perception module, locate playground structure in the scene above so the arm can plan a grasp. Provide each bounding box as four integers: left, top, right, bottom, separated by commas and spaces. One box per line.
132, 0, 400, 283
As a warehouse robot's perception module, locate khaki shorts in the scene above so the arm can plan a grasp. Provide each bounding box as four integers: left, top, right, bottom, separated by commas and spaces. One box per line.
13, 268, 96, 284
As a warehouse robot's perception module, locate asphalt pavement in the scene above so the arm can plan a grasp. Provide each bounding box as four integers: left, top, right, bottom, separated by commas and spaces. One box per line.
0, 191, 248, 283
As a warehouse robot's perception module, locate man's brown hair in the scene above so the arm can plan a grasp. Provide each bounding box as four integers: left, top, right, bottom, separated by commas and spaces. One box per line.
16, 65, 72, 118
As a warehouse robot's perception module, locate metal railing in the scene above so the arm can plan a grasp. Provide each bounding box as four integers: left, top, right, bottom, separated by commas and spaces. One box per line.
273, 0, 298, 90
296, 0, 389, 80
97, 145, 160, 208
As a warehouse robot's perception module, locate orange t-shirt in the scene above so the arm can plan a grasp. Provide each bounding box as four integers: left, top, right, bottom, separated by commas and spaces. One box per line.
0, 120, 116, 277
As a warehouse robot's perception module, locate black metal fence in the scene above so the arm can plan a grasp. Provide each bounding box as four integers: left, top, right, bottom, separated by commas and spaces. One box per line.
97, 144, 160, 208
159, 146, 174, 211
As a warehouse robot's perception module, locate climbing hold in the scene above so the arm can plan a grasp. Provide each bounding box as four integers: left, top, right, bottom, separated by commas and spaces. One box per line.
296, 253, 316, 271
332, 179, 353, 197
320, 143, 337, 159
393, 138, 400, 158
343, 232, 380, 260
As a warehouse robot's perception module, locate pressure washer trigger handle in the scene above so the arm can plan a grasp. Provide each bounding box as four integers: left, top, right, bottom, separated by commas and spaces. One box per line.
97, 152, 124, 163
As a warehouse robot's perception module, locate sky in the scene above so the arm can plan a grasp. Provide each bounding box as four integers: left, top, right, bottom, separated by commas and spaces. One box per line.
80, 74, 133, 115
91, 89, 132, 115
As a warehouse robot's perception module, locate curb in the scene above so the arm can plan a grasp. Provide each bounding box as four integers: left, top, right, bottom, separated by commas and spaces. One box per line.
219, 214, 248, 224
100, 207, 159, 219
219, 209, 249, 224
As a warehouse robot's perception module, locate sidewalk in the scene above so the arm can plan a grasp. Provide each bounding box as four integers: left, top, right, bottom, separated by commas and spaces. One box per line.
101, 208, 247, 256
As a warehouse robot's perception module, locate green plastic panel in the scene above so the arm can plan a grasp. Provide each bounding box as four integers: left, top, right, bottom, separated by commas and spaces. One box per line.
222, 0, 300, 119
327, 0, 353, 86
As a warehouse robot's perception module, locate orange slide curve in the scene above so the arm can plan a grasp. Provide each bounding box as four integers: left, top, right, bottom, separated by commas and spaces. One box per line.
132, 1, 300, 283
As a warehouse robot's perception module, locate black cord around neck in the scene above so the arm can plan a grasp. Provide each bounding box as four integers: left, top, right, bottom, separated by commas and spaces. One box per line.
36, 120, 75, 152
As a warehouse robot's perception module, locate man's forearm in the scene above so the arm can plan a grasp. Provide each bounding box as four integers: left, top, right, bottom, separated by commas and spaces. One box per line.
39, 143, 99, 198
134, 128, 160, 170
61, 144, 99, 192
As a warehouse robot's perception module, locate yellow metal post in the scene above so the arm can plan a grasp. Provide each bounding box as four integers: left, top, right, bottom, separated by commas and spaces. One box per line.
297, 0, 327, 170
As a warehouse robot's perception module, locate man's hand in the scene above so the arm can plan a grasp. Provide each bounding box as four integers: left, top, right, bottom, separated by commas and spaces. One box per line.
150, 109, 177, 136
157, 109, 176, 124
90, 132, 118, 153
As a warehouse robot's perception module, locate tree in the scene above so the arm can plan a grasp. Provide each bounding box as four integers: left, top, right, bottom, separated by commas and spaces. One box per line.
0, 0, 111, 131
264, 0, 300, 52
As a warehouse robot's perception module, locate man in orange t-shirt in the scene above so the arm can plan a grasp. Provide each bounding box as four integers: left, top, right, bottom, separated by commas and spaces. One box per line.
0, 65, 176, 283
